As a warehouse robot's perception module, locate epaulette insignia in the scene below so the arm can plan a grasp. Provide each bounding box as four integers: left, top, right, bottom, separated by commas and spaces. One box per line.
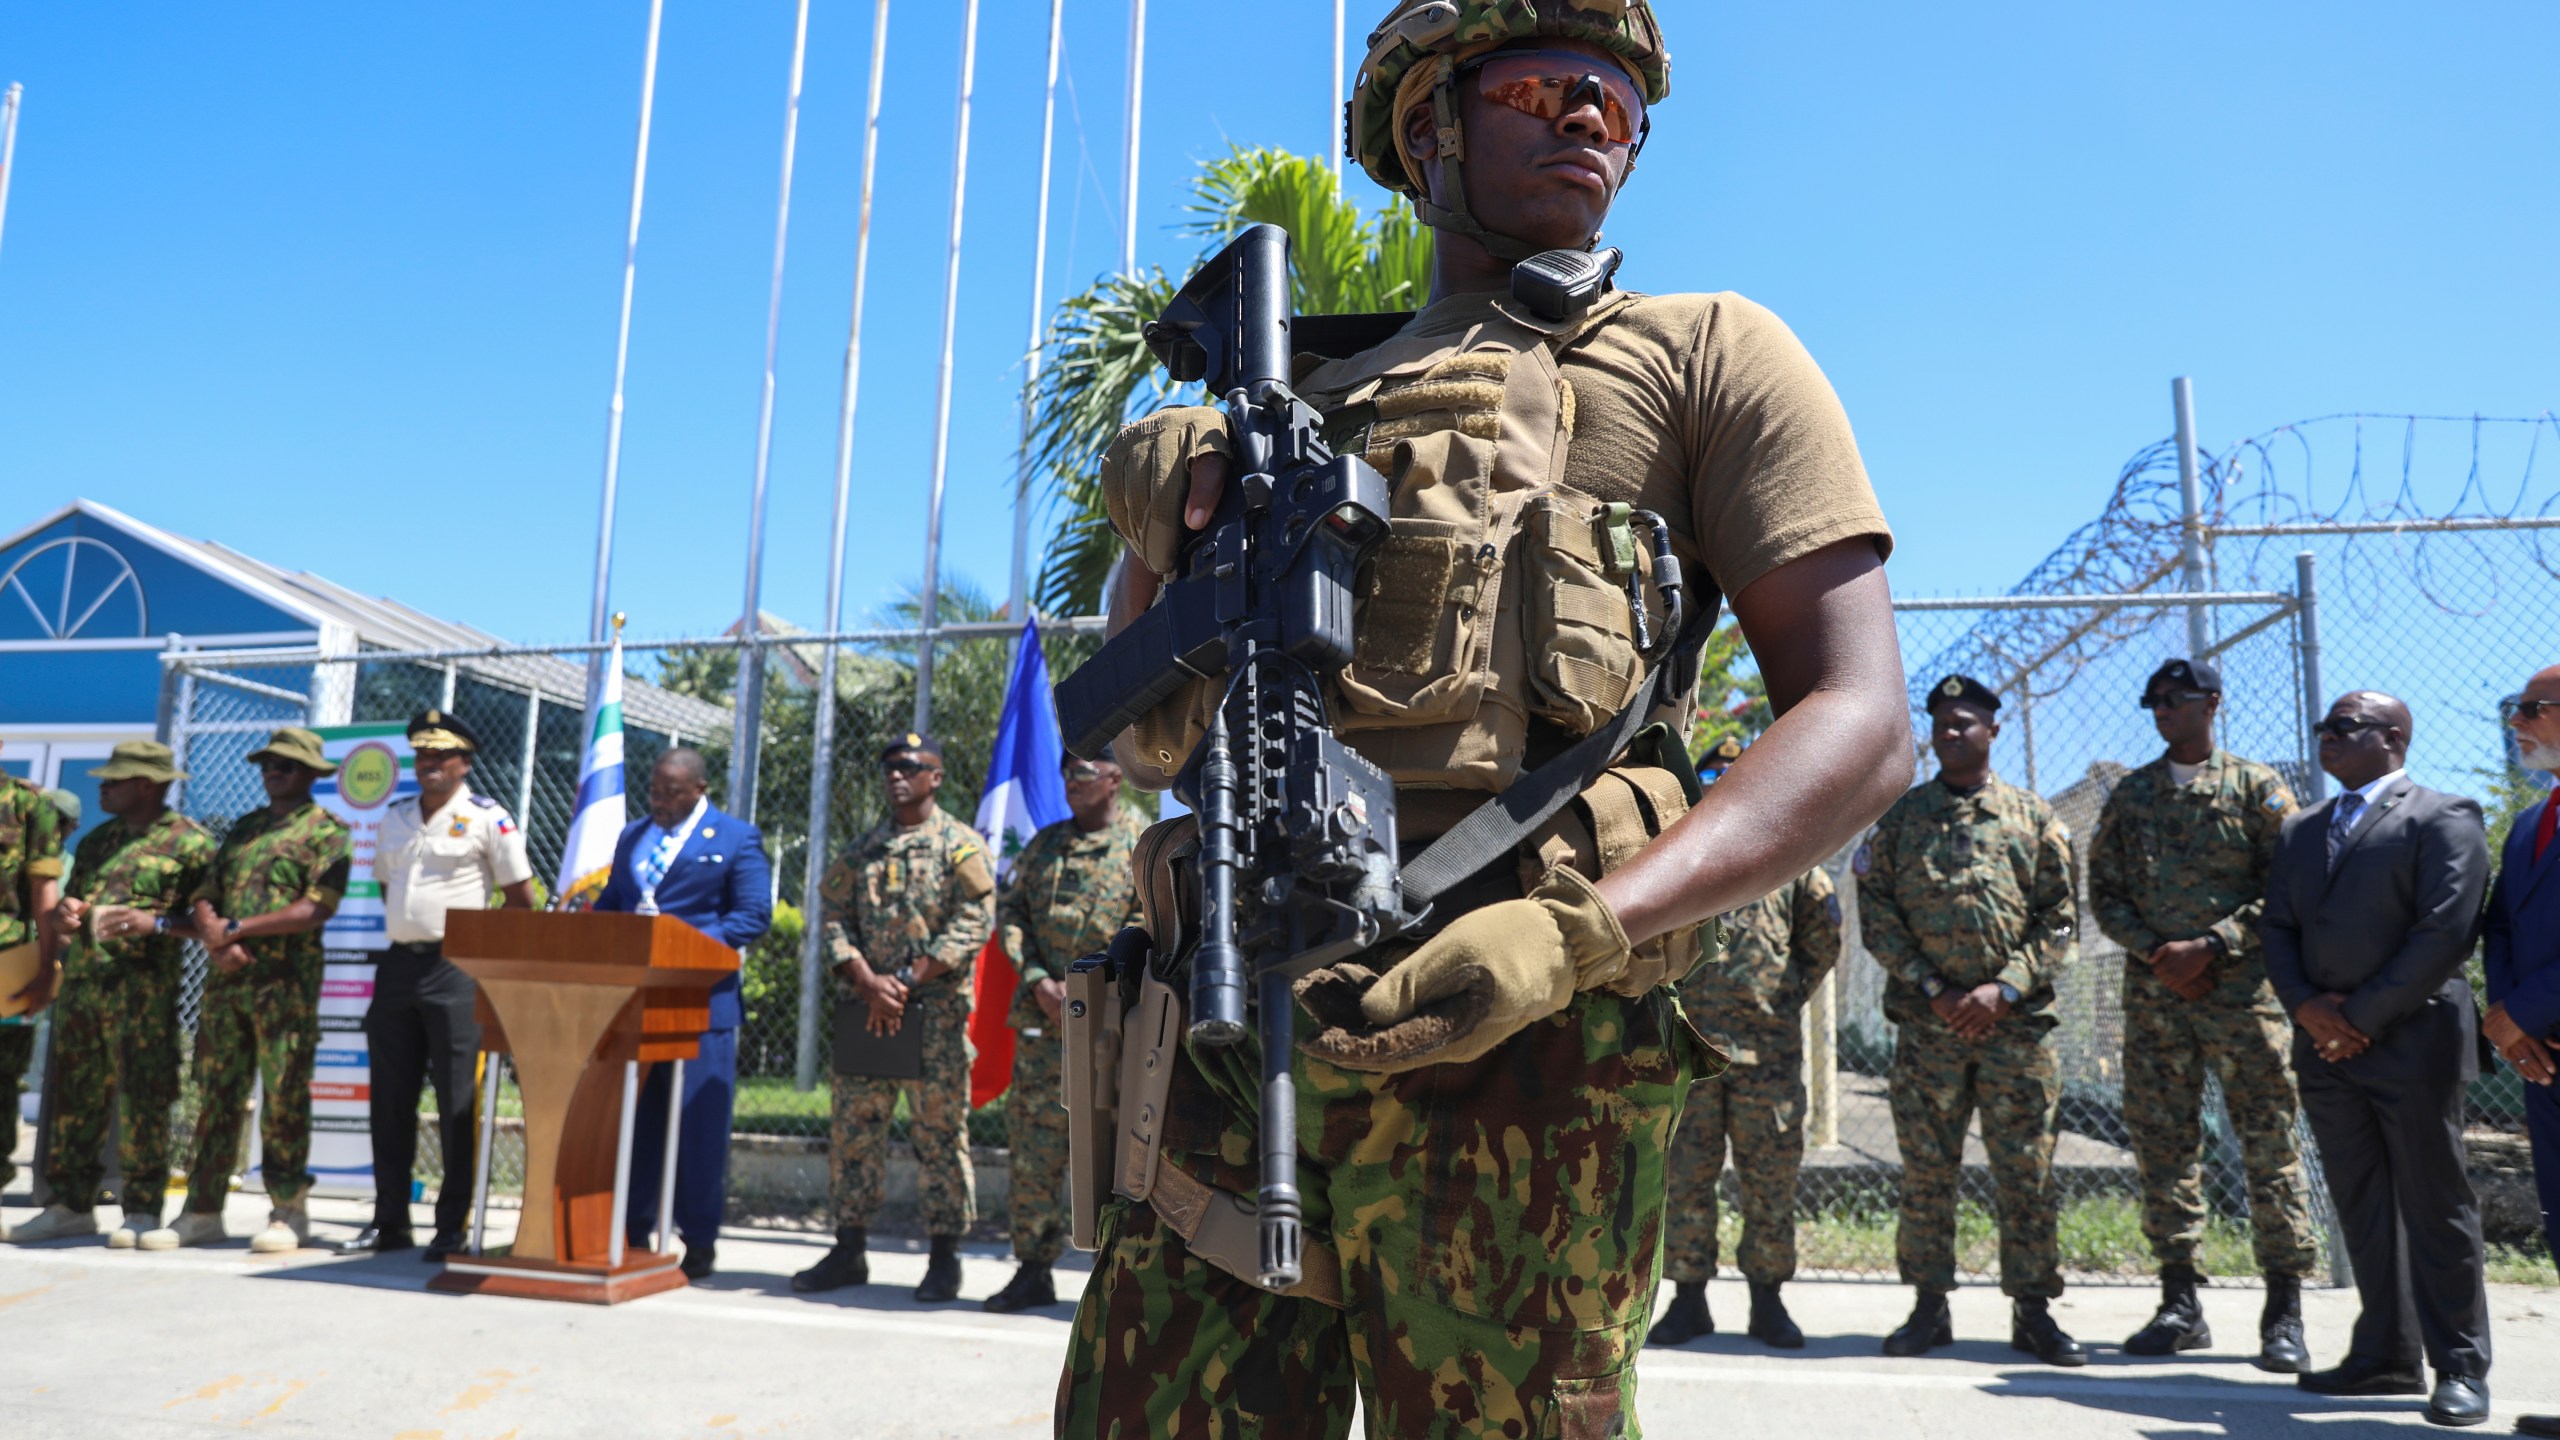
469, 795, 497, 808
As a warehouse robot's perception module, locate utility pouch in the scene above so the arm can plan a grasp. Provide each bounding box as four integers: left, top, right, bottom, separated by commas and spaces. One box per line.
1525, 743, 1704, 998
1521, 496, 1668, 733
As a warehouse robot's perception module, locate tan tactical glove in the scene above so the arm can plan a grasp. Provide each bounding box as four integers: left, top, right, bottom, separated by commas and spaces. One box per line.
1297, 867, 1632, 1073
1102, 406, 1231, 577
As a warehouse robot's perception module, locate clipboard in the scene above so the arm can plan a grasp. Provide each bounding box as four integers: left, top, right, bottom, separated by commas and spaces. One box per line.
833, 995, 925, 1079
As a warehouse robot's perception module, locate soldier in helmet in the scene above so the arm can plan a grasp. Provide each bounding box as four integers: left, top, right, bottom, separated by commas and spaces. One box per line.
1062, 0, 1911, 1430
1858, 676, 2085, 1366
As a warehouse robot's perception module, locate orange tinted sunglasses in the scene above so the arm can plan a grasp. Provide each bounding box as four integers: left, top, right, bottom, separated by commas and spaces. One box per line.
1462, 49, 1650, 152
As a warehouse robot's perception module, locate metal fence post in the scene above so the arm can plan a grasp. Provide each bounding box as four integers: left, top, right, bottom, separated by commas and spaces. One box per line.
795, 660, 837, 1092
440, 662, 458, 711
2018, 683, 2040, 793
516, 691, 542, 834
2174, 377, 2211, 658
2295, 551, 2326, 804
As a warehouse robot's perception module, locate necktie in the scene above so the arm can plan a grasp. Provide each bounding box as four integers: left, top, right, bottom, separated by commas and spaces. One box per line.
637, 827, 684, 897
2326, 792, 2366, 874
2536, 796, 2557, 863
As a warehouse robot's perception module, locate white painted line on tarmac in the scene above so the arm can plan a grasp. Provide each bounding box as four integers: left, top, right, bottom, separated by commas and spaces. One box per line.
1638, 1358, 2559, 1412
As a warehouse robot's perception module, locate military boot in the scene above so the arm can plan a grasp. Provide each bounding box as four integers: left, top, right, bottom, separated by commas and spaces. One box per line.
2255, 1274, 2309, 1374
2011, 1297, 2089, 1367
164, 1210, 226, 1248
7, 1205, 102, 1244
109, 1208, 162, 1250
1645, 1282, 1713, 1347
1881, 1289, 1953, 1357
248, 1199, 309, 1254
790, 1227, 870, 1293
2125, 1264, 2212, 1356
982, 1261, 1056, 1314
1747, 1281, 1806, 1350
913, 1235, 964, 1304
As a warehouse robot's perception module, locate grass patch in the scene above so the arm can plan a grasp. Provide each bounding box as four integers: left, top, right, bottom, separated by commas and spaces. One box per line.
1743, 1194, 2274, 1280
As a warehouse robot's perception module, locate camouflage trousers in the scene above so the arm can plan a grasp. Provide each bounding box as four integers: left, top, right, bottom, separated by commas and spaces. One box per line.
1890, 1021, 2062, 1298
832, 984, 976, 1236
2121, 977, 2321, 1278
185, 962, 321, 1210
46, 967, 184, 1217
1662, 1046, 1805, 1286
1008, 1017, 1070, 1266
0, 1023, 30, 1192
1056, 986, 1706, 1440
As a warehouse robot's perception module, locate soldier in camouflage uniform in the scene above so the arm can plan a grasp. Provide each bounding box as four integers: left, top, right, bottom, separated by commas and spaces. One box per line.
0, 750, 67, 1242
985, 754, 1142, 1314
7, 744, 216, 1250
793, 733, 995, 1304
1859, 676, 2087, 1366
2089, 657, 2319, 1371
179, 728, 352, 1254
1649, 863, 1842, 1349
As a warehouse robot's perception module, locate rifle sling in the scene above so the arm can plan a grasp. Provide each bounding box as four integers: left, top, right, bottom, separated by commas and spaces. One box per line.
1397, 600, 1719, 911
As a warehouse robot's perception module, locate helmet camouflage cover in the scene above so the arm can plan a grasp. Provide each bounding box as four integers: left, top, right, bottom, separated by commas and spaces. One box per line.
1349, 0, 1671, 203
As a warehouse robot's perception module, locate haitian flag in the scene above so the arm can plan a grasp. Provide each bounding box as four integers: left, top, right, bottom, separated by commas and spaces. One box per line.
969, 618, 1071, 1106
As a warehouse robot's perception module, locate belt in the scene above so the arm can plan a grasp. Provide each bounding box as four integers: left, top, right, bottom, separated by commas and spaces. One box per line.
384, 940, 444, 955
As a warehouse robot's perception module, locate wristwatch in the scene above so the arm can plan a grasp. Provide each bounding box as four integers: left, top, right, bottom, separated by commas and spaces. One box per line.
1996, 982, 2022, 1005
1919, 974, 1948, 1000
224, 919, 242, 939
2203, 933, 2230, 959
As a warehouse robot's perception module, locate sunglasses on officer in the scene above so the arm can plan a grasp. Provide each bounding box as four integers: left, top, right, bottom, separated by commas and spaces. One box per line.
881, 757, 938, 778
1459, 49, 1650, 153
2141, 690, 2214, 712
1061, 760, 1110, 783
2500, 697, 2560, 724
2311, 715, 2392, 740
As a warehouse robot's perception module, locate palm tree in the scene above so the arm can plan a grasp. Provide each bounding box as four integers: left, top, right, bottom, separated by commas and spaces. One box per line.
1023, 146, 1434, 617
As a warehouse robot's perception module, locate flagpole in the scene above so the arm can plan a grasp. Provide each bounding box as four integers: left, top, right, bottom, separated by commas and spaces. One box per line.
728, 0, 812, 824
0, 84, 23, 263
1330, 0, 1344, 192
799, 0, 896, 1091
1120, 0, 1145, 274
1009, 0, 1066, 638
589, 0, 666, 653
914, 0, 981, 732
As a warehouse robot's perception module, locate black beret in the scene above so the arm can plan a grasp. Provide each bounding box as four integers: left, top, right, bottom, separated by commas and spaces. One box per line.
1925, 674, 2001, 715
2144, 657, 2222, 697
407, 709, 480, 752
881, 731, 944, 763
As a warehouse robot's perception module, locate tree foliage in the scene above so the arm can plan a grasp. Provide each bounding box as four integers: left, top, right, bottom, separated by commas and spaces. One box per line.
1689, 621, 1772, 762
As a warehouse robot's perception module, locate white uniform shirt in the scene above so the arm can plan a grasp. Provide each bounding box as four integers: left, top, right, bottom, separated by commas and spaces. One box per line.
375, 788, 534, 944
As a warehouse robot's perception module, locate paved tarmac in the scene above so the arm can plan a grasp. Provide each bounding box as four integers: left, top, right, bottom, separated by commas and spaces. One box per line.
2, 1192, 2555, 1438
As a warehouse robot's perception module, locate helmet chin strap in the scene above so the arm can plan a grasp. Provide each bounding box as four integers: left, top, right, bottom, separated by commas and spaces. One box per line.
1413, 56, 1625, 267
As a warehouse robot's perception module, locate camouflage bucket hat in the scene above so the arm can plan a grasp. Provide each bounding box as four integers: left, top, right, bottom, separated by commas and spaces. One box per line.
246, 726, 339, 775
1349, 0, 1670, 203
90, 739, 189, 784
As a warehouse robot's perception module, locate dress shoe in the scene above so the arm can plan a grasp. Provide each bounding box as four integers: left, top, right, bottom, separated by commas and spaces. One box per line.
2125, 1264, 2211, 1356
913, 1235, 964, 1304
332, 1226, 414, 1256
2255, 1274, 2309, 1374
1645, 1282, 1713, 1347
6, 1205, 102, 1244
1746, 1281, 1805, 1350
422, 1230, 467, 1261
791, 1227, 870, 1294
2511, 1415, 2560, 1438
2011, 1298, 2088, 1367
982, 1261, 1057, 1314
2297, 1355, 2426, 1396
1882, 1289, 1953, 1357
2425, 1375, 2488, 1428
680, 1242, 717, 1281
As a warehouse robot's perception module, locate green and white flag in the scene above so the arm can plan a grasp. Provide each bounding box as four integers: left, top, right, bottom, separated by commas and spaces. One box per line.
556, 628, 627, 908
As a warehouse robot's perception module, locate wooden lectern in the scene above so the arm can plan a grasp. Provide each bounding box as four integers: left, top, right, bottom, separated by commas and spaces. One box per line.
427, 910, 738, 1305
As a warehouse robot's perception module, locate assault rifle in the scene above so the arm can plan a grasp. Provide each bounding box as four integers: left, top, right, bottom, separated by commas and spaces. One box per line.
1053, 224, 1404, 1292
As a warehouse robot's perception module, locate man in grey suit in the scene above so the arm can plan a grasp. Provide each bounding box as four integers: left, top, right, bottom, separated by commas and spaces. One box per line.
2263, 690, 2493, 1427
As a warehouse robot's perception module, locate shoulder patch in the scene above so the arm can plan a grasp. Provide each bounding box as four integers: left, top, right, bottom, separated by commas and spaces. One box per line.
469, 794, 497, 808
954, 850, 996, 900
2265, 789, 2294, 812
1851, 843, 1873, 876
1824, 893, 1844, 926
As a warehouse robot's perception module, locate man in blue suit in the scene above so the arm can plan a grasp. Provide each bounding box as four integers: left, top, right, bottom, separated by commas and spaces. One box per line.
2485, 666, 2560, 1440
595, 746, 771, 1281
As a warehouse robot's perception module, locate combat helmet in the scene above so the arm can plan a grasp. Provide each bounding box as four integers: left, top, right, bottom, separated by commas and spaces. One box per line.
1349, 0, 1670, 261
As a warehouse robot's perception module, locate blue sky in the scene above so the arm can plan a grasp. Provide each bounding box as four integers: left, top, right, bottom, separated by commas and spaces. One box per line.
0, 2, 2552, 645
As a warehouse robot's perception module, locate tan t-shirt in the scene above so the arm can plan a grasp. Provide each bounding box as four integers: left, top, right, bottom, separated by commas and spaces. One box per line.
1358, 288, 1891, 598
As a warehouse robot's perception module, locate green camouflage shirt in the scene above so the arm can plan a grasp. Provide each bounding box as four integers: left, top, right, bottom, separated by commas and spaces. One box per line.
0, 774, 67, 949
996, 812, 1144, 1029
1856, 774, 2078, 1030
820, 807, 996, 997
192, 800, 354, 975
2087, 748, 2295, 1006
64, 810, 219, 982
1678, 866, 1843, 1065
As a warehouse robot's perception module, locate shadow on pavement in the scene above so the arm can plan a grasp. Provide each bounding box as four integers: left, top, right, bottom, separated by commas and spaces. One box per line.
1983, 1369, 2434, 1436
